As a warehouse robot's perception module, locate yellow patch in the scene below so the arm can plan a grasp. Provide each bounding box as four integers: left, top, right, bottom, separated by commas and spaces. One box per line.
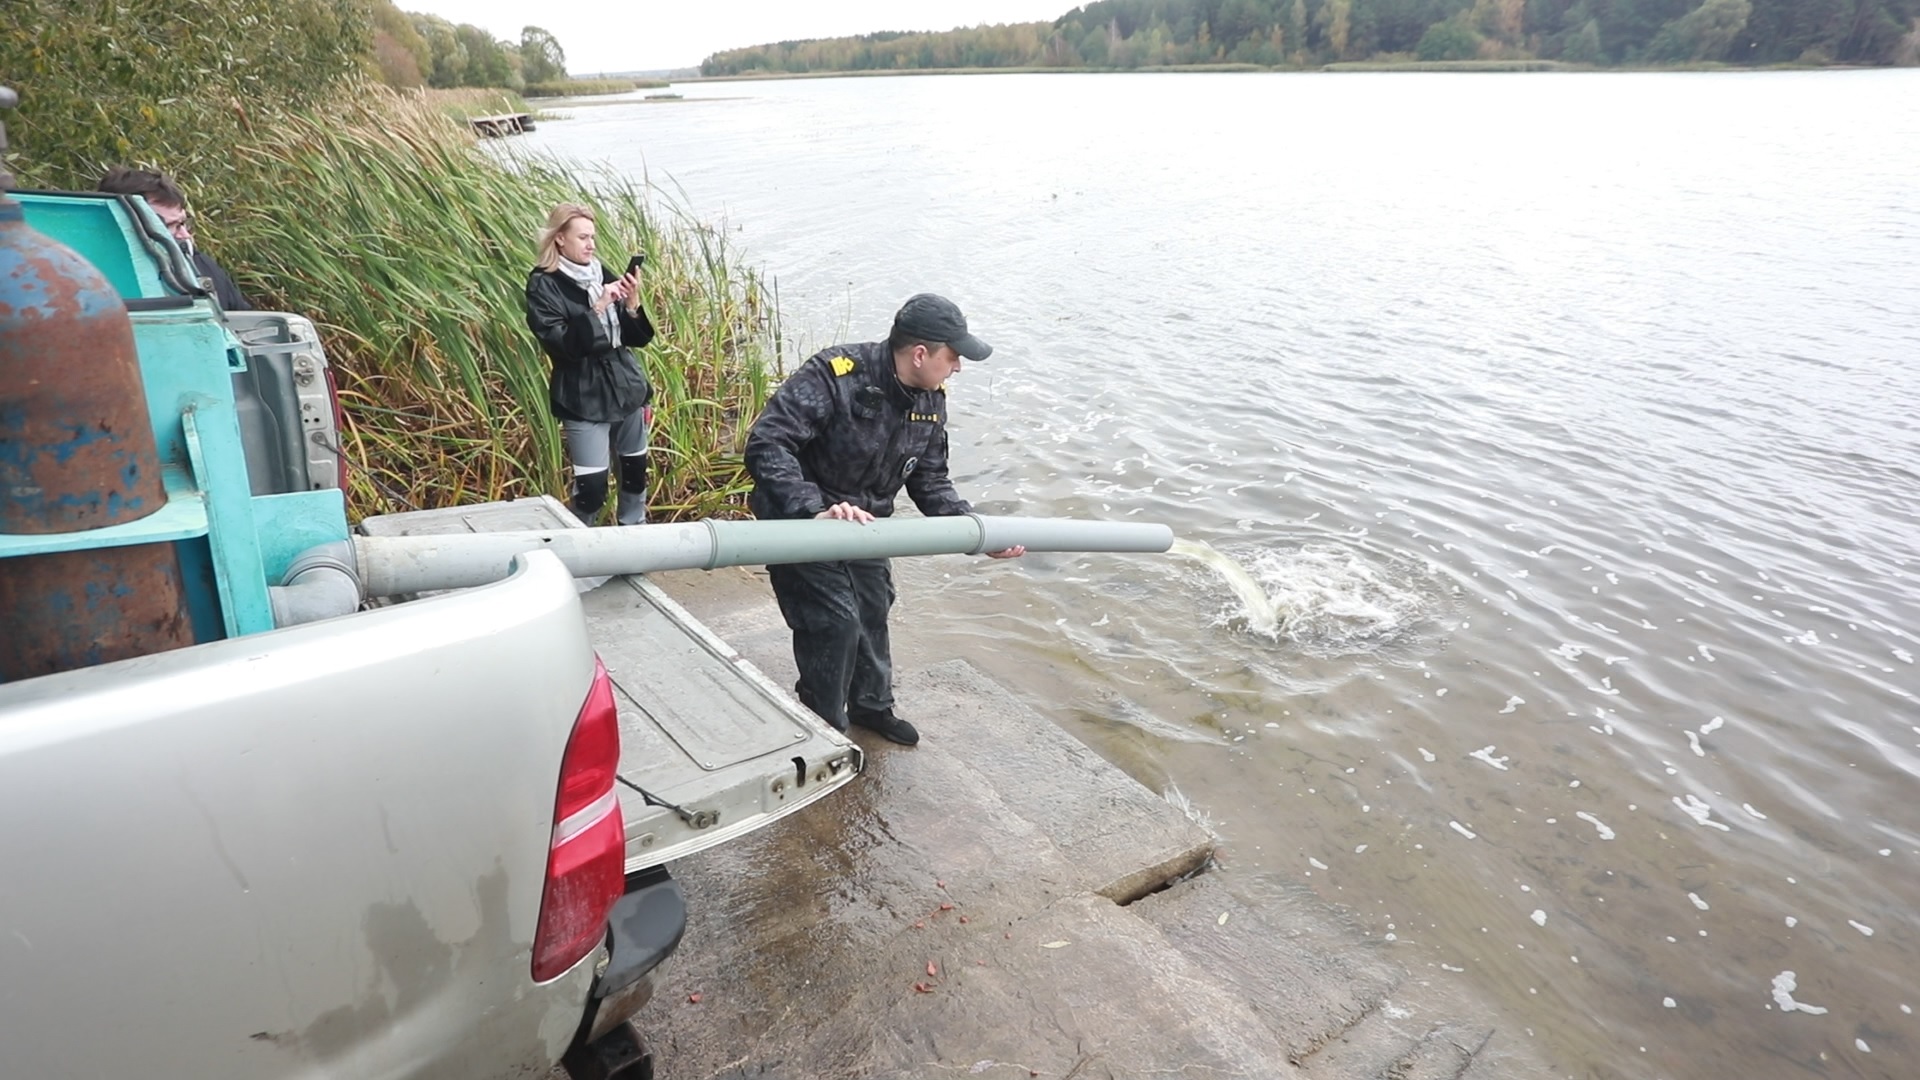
830, 356, 856, 376
909, 412, 940, 423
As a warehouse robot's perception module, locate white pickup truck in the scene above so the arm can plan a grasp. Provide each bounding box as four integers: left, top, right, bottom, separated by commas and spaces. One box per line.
0, 181, 1169, 1080
0, 186, 861, 1080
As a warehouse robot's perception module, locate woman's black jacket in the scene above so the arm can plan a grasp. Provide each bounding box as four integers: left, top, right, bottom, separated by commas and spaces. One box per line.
525, 267, 656, 423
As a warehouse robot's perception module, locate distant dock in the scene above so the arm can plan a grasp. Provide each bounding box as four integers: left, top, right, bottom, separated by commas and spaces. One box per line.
468, 113, 535, 137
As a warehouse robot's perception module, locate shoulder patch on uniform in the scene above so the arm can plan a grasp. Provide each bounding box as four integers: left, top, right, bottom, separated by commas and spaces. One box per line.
830, 356, 856, 376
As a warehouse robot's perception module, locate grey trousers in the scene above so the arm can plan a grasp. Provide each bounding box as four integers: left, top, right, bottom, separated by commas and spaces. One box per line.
562, 412, 649, 525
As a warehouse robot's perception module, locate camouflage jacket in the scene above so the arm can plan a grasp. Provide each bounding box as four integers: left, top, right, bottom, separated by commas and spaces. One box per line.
745, 340, 970, 521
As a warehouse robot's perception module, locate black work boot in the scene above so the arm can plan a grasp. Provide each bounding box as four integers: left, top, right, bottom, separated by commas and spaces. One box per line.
848, 707, 918, 746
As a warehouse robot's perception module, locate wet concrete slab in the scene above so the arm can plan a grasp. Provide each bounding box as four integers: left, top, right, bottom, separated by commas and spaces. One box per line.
617, 566, 1553, 1080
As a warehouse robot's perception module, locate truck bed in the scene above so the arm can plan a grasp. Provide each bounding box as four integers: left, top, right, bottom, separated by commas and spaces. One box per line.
356, 497, 862, 871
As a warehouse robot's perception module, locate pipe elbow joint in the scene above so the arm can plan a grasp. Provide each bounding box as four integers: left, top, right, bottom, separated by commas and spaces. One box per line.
269, 540, 365, 628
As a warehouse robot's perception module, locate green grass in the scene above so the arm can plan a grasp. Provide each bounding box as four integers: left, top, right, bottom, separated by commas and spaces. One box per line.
523, 78, 668, 97
1323, 59, 1567, 72
418, 87, 534, 122
683, 64, 1273, 80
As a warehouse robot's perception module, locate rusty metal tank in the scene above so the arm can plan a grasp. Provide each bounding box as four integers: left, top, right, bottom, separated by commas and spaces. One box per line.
0, 192, 195, 678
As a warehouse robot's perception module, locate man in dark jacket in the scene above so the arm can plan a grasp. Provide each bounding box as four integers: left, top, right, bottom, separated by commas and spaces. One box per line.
745, 294, 1024, 745
96, 167, 250, 312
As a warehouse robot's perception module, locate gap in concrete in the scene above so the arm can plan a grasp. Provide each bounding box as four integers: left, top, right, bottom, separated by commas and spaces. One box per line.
1112, 851, 1216, 907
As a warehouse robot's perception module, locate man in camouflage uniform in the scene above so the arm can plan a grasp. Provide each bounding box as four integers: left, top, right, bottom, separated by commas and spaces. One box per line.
745, 294, 1023, 745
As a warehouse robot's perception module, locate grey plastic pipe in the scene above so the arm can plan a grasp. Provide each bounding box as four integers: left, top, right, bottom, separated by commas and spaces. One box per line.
352, 514, 1174, 598
267, 541, 362, 628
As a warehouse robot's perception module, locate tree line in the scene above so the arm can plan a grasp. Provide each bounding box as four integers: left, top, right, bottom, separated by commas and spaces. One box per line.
4, 0, 375, 186
3, 0, 610, 188
699, 0, 1919, 73
366, 0, 570, 91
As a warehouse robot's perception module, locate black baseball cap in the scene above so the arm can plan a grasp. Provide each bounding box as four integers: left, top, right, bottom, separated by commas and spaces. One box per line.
892, 293, 992, 361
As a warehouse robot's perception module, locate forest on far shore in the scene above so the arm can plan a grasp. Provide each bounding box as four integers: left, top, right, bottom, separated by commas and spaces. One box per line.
700, 0, 1919, 74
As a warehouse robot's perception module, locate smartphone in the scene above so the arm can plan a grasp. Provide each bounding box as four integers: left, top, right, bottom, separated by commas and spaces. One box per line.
626, 253, 646, 277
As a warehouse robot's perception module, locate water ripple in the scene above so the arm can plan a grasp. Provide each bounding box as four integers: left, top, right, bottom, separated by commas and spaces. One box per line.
529, 69, 1920, 1079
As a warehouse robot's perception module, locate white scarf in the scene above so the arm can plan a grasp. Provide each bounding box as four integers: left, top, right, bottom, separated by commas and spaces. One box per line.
558, 255, 621, 344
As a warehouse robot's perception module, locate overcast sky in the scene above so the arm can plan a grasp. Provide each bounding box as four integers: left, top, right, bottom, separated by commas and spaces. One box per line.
399, 1, 1075, 74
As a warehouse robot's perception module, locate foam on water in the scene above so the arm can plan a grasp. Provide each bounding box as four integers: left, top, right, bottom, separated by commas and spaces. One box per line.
1674, 794, 1732, 832
1253, 543, 1431, 652
1575, 812, 1616, 840
1770, 971, 1829, 1015
1166, 538, 1432, 653
1471, 746, 1511, 771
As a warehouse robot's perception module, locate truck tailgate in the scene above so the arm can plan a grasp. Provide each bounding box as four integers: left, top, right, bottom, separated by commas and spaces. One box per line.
358, 497, 862, 871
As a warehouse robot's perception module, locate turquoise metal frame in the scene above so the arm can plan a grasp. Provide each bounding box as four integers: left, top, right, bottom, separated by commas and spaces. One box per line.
1, 191, 348, 642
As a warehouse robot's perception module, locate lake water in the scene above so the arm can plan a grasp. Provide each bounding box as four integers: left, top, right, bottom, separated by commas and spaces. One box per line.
521, 71, 1920, 1078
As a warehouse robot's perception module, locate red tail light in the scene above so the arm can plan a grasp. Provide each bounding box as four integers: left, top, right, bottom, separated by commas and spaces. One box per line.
531, 656, 627, 983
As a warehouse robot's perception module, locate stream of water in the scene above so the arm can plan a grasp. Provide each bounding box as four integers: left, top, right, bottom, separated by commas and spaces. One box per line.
1168, 539, 1282, 635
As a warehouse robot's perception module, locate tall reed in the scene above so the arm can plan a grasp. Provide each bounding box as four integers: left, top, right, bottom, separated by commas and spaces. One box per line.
217, 89, 778, 521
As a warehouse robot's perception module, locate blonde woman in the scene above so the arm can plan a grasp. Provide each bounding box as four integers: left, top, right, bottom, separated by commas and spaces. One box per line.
524, 203, 656, 525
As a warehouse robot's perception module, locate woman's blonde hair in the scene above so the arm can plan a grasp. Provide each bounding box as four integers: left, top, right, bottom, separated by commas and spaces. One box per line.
535, 203, 595, 271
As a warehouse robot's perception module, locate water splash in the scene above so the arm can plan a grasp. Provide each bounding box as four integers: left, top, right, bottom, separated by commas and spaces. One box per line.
1167, 538, 1431, 653
1168, 538, 1282, 633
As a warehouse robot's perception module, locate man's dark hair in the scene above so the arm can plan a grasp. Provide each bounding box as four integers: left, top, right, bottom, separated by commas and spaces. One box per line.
96, 166, 186, 207
887, 329, 942, 353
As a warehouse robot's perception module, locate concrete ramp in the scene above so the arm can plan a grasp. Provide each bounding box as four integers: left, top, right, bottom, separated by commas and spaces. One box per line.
1130, 871, 1402, 1065
615, 566, 1551, 1079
